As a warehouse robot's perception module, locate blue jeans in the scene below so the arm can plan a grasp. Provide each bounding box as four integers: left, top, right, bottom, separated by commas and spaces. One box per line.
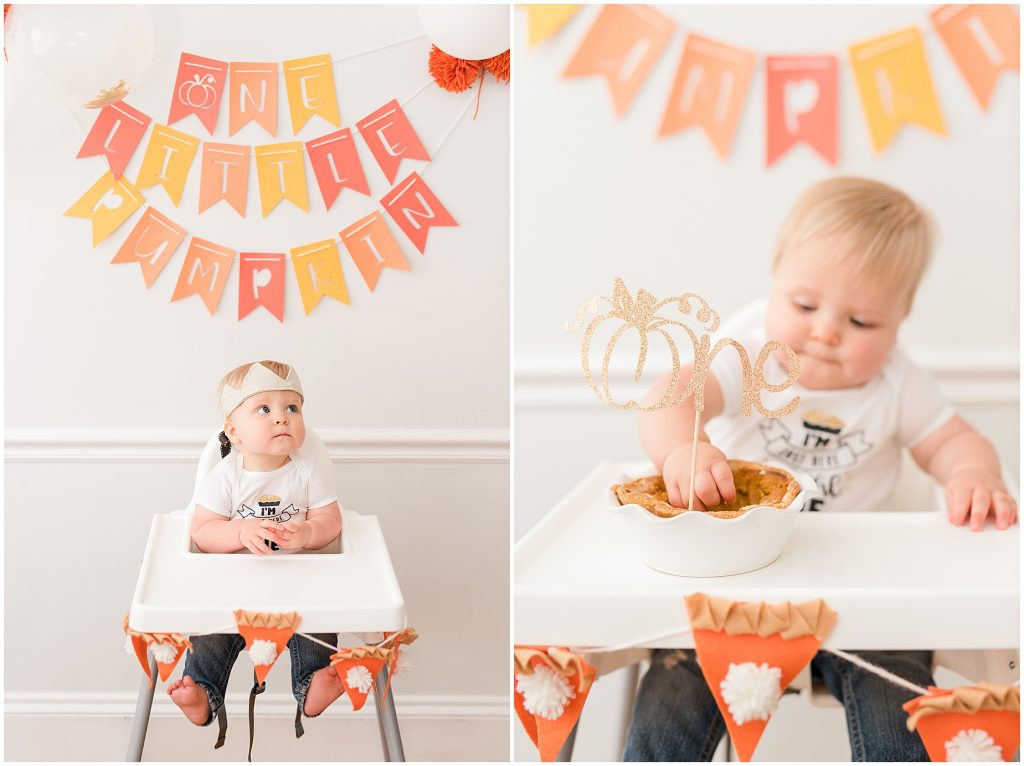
182, 632, 336, 726
624, 648, 934, 761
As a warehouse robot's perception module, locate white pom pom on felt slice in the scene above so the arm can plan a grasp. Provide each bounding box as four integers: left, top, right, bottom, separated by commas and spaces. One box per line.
393, 652, 414, 677
516, 665, 576, 721
346, 665, 374, 694
124, 634, 136, 656
719, 661, 783, 725
248, 639, 279, 667
945, 729, 1003, 762
149, 641, 178, 665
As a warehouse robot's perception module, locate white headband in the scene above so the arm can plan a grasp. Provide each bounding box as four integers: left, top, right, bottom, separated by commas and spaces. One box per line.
221, 363, 303, 419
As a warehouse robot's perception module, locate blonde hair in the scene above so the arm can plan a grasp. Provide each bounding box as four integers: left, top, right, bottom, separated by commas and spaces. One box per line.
217, 360, 292, 406
773, 177, 935, 310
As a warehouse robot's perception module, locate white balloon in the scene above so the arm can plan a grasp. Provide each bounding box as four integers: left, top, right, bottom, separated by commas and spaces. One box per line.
7, 5, 154, 108
418, 5, 509, 61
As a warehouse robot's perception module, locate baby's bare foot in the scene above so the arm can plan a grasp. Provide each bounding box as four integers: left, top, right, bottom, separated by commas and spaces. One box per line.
303, 666, 347, 717
167, 676, 211, 725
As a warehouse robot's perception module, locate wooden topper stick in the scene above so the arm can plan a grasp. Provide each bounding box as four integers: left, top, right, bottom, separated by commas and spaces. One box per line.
688, 408, 701, 511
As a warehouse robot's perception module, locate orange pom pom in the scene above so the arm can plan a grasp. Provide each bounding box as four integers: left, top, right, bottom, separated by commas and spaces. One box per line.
428, 46, 482, 93
483, 50, 510, 83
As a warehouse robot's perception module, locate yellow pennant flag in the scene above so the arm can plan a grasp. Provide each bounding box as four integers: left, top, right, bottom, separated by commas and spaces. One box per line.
135, 124, 201, 206
283, 54, 341, 134
64, 171, 145, 246
254, 142, 309, 217
849, 26, 946, 153
522, 5, 580, 47
290, 239, 349, 315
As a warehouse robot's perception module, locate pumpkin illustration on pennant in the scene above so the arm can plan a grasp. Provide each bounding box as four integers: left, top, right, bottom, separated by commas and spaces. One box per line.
179, 73, 219, 110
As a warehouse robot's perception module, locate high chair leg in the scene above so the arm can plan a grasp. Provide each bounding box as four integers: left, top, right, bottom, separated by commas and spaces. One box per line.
555, 721, 578, 761
125, 655, 157, 761
373, 665, 405, 762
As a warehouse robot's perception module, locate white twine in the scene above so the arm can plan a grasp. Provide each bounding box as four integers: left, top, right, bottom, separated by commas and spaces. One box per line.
820, 647, 930, 696
153, 34, 428, 69
571, 627, 693, 656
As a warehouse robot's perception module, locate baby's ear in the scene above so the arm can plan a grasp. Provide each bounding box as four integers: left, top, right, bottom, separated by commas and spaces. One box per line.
223, 422, 241, 444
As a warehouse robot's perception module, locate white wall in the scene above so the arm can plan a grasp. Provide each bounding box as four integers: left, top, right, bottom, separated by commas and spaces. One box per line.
5, 5, 509, 761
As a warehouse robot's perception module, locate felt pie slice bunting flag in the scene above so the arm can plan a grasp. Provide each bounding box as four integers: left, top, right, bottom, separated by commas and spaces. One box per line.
234, 610, 300, 684
513, 646, 597, 762
685, 593, 837, 762
123, 614, 192, 686
330, 645, 395, 711
903, 683, 1020, 762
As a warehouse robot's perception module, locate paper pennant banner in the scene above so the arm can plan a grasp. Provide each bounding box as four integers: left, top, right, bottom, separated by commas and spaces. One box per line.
330, 646, 394, 711
291, 239, 349, 314
659, 33, 757, 158
255, 142, 309, 216
685, 593, 837, 762
170, 237, 235, 315
233, 610, 301, 685
77, 101, 151, 179
340, 211, 411, 291
904, 684, 1020, 762
849, 26, 947, 153
135, 124, 200, 207
523, 5, 581, 47
199, 142, 250, 215
239, 252, 286, 322
513, 646, 597, 762
168, 53, 228, 135
356, 99, 431, 185
111, 206, 187, 287
123, 615, 192, 687
283, 54, 341, 134
306, 128, 370, 210
765, 55, 838, 167
563, 4, 675, 117
381, 172, 457, 254
228, 61, 279, 136
931, 5, 1020, 111
64, 171, 145, 246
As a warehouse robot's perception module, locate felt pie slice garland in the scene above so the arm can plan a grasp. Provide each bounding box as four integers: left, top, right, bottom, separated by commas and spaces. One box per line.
903, 683, 1020, 762
513, 646, 597, 762
330, 645, 395, 711
123, 614, 193, 685
685, 593, 838, 762
234, 610, 301, 684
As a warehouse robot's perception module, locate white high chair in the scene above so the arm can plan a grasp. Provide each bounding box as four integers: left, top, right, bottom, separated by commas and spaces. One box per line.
125, 430, 408, 761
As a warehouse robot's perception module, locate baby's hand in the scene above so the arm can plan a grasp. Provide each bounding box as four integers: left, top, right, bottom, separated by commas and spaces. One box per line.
238, 518, 283, 555
275, 520, 314, 550
663, 442, 736, 511
945, 467, 1017, 531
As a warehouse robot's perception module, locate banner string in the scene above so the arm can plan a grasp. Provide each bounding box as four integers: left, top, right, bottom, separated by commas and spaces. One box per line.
169, 623, 407, 656
820, 647, 930, 696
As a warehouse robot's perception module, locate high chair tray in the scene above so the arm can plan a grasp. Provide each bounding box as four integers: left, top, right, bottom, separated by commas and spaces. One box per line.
515, 461, 1019, 650
129, 512, 406, 634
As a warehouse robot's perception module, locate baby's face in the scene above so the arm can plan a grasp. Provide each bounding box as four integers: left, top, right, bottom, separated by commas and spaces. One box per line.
226, 390, 306, 457
765, 238, 908, 390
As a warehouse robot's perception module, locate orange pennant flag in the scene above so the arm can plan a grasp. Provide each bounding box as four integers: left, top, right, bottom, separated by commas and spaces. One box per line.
228, 61, 278, 136
198, 143, 249, 216
76, 101, 151, 179
168, 53, 228, 135
513, 646, 597, 762
290, 239, 349, 315
659, 33, 756, 158
306, 128, 370, 210
135, 124, 200, 207
562, 5, 675, 117
111, 206, 187, 287
255, 142, 309, 217
283, 54, 341, 134
904, 684, 1020, 762
123, 615, 192, 687
238, 252, 286, 322
765, 55, 838, 167
849, 26, 947, 153
685, 593, 837, 762
356, 99, 430, 185
64, 171, 145, 246
170, 238, 235, 316
380, 172, 457, 254
340, 212, 411, 292
233, 611, 301, 685
330, 646, 394, 711
931, 5, 1020, 111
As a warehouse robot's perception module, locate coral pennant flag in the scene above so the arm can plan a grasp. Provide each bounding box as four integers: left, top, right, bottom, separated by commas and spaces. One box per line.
513, 646, 597, 762
306, 128, 370, 210
765, 55, 838, 167
330, 646, 394, 711
685, 593, 837, 762
135, 125, 200, 207
255, 142, 309, 216
170, 237, 235, 315
228, 61, 278, 136
291, 239, 349, 314
283, 54, 341, 134
849, 27, 947, 153
233, 611, 300, 685
168, 53, 228, 135
659, 34, 756, 158
340, 212, 411, 291
523, 5, 581, 47
562, 5, 675, 117
111, 206, 187, 287
76, 101, 151, 179
199, 143, 249, 216
356, 100, 431, 185
931, 5, 1020, 111
123, 615, 192, 687
239, 252, 286, 322
64, 171, 145, 246
904, 684, 1020, 762
381, 172, 457, 254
